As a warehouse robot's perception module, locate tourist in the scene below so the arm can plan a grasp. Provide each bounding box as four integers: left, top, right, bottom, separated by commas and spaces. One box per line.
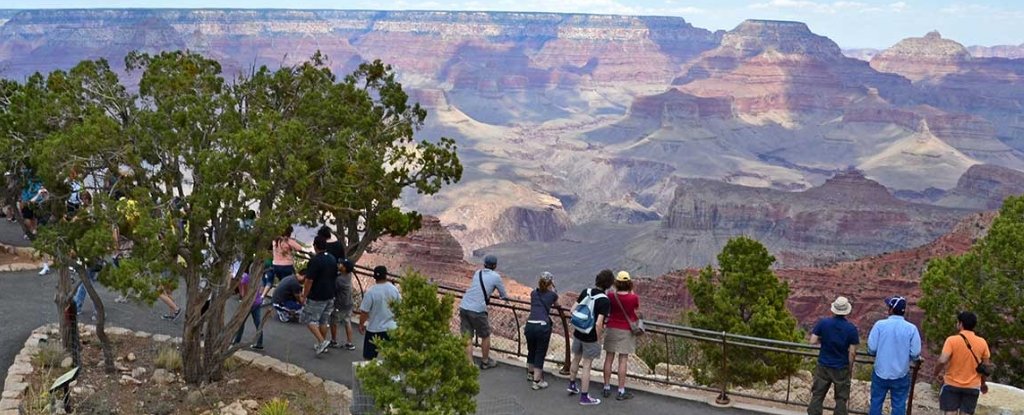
808, 296, 860, 415
567, 269, 613, 406
300, 235, 337, 356
329, 258, 357, 350
525, 272, 560, 390
458, 254, 509, 369
318, 225, 346, 261
260, 225, 306, 299
231, 269, 265, 350
158, 270, 182, 321
601, 271, 640, 401
867, 296, 922, 415
19, 173, 46, 239
934, 311, 991, 415
272, 271, 305, 322
358, 265, 401, 360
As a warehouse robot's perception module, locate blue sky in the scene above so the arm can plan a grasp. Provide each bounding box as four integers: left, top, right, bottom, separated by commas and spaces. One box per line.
2, 0, 1022, 48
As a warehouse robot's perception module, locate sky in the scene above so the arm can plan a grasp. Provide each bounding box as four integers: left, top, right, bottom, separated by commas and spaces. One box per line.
2, 0, 1022, 48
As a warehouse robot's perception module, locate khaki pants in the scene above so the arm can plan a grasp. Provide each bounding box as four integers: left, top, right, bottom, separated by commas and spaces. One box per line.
808, 364, 851, 415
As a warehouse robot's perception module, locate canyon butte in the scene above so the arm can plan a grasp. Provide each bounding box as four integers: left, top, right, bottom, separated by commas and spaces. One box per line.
3, 10, 1024, 330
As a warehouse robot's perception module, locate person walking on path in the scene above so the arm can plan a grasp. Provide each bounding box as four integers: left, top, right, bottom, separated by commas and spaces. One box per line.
808, 296, 860, 415
358, 265, 401, 360
299, 235, 337, 356
567, 269, 614, 406
867, 296, 922, 415
329, 258, 357, 350
601, 271, 641, 401
934, 311, 992, 415
459, 254, 509, 369
231, 269, 265, 350
525, 272, 560, 390
261, 225, 306, 299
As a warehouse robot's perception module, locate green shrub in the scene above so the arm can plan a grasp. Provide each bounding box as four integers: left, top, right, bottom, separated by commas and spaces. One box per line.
259, 398, 290, 415
154, 346, 182, 371
31, 343, 65, 369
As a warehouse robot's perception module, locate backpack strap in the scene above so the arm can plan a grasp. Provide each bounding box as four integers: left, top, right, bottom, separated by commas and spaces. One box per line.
478, 270, 489, 306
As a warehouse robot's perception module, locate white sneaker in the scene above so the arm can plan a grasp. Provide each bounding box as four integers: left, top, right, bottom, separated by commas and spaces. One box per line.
38, 264, 50, 275
315, 340, 331, 355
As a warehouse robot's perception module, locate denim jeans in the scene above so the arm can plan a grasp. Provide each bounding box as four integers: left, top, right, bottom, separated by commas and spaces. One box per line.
232, 306, 264, 347
869, 371, 910, 415
73, 267, 100, 312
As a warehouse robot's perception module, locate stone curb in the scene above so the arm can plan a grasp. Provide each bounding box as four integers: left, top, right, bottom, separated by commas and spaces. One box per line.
0, 242, 43, 274
1, 323, 352, 415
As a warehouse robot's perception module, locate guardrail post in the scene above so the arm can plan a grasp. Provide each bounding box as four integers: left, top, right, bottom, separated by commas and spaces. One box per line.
907, 359, 922, 415
556, 307, 571, 375
715, 331, 731, 406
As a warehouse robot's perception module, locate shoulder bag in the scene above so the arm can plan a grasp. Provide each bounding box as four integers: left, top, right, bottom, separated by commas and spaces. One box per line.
959, 333, 991, 377
612, 292, 645, 336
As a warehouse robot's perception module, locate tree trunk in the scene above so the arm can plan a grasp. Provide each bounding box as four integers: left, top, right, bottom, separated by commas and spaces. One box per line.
78, 265, 116, 373
180, 267, 251, 385
55, 266, 77, 355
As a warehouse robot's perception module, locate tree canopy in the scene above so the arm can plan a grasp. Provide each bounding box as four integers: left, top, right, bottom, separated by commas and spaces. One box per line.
686, 236, 803, 386
1, 50, 462, 384
921, 196, 1024, 386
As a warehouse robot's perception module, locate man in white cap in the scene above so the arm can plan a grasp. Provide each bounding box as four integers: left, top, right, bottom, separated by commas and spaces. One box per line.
808, 296, 860, 415
459, 254, 508, 369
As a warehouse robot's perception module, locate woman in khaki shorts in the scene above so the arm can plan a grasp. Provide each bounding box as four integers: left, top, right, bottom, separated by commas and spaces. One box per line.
601, 271, 641, 401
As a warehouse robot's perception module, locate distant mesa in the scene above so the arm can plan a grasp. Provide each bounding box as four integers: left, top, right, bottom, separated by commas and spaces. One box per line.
870, 30, 972, 82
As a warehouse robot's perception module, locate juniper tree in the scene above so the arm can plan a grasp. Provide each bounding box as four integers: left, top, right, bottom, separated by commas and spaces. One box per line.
356, 272, 478, 414
921, 196, 1024, 386
686, 236, 803, 386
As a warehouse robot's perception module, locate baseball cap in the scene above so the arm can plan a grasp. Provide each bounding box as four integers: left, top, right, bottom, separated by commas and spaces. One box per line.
885, 296, 907, 314
615, 271, 631, 282
373, 265, 389, 280
484, 255, 498, 266
539, 272, 554, 282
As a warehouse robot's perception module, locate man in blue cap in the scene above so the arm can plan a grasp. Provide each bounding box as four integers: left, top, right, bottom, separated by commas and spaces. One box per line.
459, 254, 508, 369
867, 296, 922, 415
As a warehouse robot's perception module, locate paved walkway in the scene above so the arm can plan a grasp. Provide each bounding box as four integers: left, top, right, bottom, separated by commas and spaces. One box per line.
0, 220, 763, 414
0, 220, 29, 248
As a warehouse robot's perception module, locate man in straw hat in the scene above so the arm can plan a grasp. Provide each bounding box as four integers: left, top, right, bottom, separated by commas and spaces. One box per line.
808, 296, 860, 415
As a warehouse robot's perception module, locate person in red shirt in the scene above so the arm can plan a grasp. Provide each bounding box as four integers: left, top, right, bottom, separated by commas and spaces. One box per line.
601, 271, 641, 401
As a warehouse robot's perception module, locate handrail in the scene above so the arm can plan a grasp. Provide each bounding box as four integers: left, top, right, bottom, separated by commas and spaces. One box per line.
346, 263, 918, 415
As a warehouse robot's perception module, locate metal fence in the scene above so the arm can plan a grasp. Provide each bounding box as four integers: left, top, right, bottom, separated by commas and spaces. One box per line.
349, 265, 921, 415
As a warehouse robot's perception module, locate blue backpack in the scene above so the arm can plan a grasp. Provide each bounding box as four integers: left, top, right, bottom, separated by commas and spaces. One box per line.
570, 289, 607, 334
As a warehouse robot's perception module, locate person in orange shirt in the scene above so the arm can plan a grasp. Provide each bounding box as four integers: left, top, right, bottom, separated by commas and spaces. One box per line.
933, 311, 992, 415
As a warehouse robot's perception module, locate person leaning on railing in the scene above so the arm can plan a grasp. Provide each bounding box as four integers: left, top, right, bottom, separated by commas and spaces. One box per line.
808, 296, 860, 415
867, 296, 922, 415
458, 255, 509, 370
524, 272, 560, 391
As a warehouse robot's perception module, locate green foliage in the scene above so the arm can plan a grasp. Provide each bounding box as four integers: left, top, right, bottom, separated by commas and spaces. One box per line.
921, 196, 1024, 386
686, 236, 803, 386
155, 346, 183, 372
356, 272, 478, 414
259, 398, 290, 415
2, 50, 461, 385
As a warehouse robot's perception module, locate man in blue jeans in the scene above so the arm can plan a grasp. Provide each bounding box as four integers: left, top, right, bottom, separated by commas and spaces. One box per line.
867, 296, 922, 415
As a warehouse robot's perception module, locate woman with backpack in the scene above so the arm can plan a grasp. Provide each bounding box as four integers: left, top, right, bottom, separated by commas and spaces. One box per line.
601, 271, 641, 401
524, 272, 560, 390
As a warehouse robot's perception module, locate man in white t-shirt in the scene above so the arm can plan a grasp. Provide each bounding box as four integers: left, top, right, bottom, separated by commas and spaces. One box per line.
358, 265, 401, 360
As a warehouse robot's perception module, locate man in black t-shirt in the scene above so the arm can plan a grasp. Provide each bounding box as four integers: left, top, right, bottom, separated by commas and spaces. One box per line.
271, 273, 305, 322
300, 236, 338, 356
567, 270, 614, 406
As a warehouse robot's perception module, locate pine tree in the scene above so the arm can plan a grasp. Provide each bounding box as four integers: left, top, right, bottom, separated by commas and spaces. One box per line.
356, 272, 479, 414
686, 236, 803, 386
921, 195, 1024, 386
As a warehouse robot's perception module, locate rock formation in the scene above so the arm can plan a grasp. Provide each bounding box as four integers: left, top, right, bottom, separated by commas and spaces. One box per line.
870, 31, 972, 82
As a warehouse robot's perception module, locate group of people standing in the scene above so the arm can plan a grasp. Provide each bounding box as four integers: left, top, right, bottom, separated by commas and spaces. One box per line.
460, 258, 644, 406
239, 225, 400, 361
809, 296, 992, 415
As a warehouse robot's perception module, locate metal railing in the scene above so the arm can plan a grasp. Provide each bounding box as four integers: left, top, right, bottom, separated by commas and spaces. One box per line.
348, 265, 921, 414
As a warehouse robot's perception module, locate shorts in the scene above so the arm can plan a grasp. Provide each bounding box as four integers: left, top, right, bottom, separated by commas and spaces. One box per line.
571, 337, 602, 360
363, 331, 391, 360
603, 328, 636, 354
459, 308, 491, 338
331, 304, 352, 325
300, 299, 332, 326
940, 384, 981, 414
